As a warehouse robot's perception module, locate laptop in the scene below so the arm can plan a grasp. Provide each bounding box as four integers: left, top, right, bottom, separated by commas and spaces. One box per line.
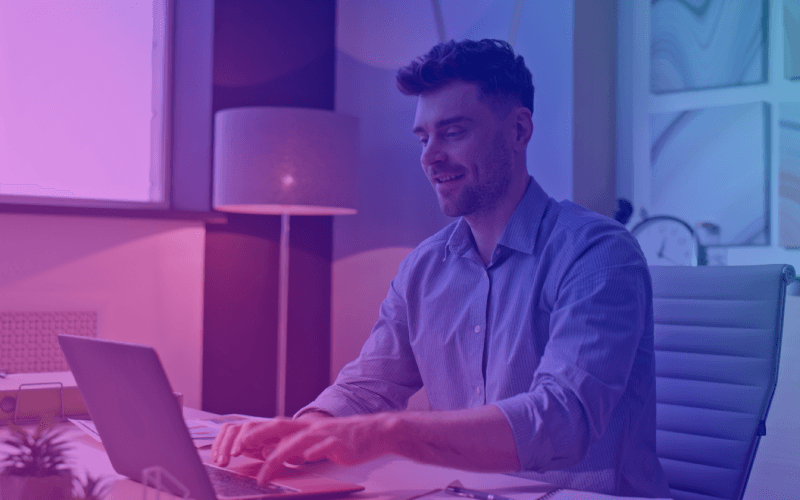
58, 334, 365, 500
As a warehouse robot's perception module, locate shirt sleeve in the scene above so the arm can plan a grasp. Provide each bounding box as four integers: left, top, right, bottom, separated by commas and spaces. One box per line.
296, 275, 424, 418
493, 223, 652, 472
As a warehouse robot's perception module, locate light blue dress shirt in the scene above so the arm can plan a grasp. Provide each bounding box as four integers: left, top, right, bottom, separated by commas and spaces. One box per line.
306, 177, 670, 498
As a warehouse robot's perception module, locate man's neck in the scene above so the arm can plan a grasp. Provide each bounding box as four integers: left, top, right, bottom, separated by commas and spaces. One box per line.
465, 176, 531, 266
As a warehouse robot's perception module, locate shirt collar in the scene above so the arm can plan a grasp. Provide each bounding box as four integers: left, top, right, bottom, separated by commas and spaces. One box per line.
496, 176, 549, 255
443, 217, 469, 259
444, 176, 550, 259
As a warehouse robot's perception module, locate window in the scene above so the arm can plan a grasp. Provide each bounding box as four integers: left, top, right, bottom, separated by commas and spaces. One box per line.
0, 0, 170, 208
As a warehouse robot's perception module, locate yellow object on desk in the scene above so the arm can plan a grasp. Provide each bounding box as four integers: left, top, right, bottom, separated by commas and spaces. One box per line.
0, 371, 90, 424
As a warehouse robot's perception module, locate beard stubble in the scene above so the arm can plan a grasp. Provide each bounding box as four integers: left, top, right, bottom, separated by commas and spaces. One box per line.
438, 130, 514, 218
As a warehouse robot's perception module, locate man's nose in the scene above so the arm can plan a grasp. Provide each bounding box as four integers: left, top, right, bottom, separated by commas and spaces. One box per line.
421, 139, 446, 167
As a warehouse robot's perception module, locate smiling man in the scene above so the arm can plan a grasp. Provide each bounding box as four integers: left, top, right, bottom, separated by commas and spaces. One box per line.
212, 39, 670, 498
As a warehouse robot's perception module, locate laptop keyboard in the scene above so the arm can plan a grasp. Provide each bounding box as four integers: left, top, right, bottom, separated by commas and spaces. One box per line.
205, 464, 292, 498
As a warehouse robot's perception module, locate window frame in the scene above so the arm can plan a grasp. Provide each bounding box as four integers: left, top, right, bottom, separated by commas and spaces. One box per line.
0, 0, 217, 221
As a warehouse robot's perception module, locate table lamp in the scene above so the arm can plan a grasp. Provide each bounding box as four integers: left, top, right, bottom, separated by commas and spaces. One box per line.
213, 107, 358, 417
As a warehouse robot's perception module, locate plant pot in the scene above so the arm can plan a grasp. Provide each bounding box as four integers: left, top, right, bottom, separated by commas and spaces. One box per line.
0, 475, 72, 500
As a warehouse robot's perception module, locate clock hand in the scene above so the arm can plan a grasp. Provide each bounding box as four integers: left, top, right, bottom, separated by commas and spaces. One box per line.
655, 238, 684, 265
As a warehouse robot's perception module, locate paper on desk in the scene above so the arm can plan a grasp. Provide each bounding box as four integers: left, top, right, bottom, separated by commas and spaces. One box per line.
69, 414, 257, 448
70, 419, 101, 441
185, 419, 224, 446
302, 455, 668, 500
186, 414, 270, 447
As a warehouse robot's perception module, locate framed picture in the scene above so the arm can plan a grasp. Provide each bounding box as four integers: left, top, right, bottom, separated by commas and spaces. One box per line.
651, 0, 768, 93
651, 102, 770, 246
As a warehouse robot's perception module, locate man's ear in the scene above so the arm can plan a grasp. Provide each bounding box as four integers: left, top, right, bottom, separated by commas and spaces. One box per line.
511, 107, 533, 151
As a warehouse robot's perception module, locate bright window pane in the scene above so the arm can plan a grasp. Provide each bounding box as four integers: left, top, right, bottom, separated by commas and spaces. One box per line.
0, 0, 167, 204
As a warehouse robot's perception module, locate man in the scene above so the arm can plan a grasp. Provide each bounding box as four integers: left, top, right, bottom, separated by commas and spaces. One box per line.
212, 39, 670, 498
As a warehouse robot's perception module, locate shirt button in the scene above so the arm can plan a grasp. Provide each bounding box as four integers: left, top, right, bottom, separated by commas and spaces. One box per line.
474, 325, 481, 333
476, 386, 482, 395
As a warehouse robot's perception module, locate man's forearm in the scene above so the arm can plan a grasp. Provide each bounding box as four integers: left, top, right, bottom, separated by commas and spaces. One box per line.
386, 404, 520, 473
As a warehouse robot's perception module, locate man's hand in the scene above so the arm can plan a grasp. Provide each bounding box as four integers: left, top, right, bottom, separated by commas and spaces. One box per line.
211, 420, 279, 465
211, 410, 332, 467
211, 413, 399, 485
210, 405, 519, 486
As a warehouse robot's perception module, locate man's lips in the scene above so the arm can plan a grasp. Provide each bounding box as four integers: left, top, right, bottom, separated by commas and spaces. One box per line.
433, 173, 464, 184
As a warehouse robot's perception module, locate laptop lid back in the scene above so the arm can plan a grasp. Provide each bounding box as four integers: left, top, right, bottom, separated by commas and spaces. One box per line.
58, 334, 217, 500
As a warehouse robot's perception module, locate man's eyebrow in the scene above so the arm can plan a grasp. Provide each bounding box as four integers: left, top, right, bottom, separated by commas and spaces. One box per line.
411, 115, 473, 135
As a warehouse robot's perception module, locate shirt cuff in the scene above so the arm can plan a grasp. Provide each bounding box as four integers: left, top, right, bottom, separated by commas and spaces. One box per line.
293, 385, 372, 419
293, 407, 334, 419
492, 394, 556, 472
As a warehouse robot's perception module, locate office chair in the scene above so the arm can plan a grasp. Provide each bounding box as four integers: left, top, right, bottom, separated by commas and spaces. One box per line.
650, 264, 794, 500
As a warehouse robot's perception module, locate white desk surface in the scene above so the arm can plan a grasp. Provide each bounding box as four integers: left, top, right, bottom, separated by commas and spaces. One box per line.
20, 407, 670, 500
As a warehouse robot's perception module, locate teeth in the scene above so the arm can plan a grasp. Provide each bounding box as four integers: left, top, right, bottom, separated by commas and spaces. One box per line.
437, 174, 462, 183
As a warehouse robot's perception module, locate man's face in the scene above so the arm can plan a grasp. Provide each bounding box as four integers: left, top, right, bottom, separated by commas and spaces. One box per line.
412, 81, 514, 219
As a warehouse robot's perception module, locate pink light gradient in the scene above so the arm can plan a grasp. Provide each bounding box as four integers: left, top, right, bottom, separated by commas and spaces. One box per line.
0, 213, 205, 408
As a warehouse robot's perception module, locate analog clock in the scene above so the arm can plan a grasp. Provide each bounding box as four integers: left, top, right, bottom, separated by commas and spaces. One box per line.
630, 215, 698, 266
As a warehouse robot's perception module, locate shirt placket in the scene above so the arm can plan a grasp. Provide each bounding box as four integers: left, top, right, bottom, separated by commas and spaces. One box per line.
471, 266, 490, 406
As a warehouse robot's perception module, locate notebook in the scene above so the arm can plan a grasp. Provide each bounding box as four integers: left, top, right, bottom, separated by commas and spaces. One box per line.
58, 334, 365, 500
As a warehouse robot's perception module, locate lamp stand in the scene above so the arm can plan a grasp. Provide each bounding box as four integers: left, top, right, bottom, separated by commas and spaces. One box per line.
276, 213, 290, 417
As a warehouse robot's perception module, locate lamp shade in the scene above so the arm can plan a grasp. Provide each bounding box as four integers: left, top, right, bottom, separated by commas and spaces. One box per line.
213, 107, 359, 215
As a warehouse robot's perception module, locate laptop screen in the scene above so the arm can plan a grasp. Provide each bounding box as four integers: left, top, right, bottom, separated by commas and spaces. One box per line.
58, 334, 218, 500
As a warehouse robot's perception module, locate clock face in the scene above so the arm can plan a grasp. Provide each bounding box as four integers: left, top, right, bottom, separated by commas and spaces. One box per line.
631, 216, 696, 266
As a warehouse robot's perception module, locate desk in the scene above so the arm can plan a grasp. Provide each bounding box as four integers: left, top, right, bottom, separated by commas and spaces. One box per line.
7, 408, 671, 500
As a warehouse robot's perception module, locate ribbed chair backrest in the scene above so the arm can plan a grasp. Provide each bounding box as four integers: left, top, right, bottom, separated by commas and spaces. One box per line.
650, 264, 794, 500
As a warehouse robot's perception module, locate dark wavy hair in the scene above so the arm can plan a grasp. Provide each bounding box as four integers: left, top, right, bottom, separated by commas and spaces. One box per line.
396, 39, 534, 114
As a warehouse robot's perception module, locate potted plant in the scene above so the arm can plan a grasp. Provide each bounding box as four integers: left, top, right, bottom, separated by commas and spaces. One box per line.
0, 420, 110, 500
0, 421, 73, 500
72, 473, 111, 500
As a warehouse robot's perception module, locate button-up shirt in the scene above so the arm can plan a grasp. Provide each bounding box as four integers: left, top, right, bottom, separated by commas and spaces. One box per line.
305, 177, 670, 497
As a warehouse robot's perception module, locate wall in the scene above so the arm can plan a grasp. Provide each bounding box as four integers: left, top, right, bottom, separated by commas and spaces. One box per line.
743, 297, 800, 497
203, 0, 336, 417
330, 0, 576, 404
573, 0, 617, 218
0, 214, 205, 408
